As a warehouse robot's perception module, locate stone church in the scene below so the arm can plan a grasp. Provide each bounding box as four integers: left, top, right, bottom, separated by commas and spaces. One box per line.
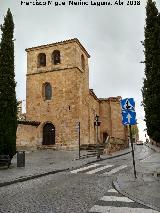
16, 38, 128, 151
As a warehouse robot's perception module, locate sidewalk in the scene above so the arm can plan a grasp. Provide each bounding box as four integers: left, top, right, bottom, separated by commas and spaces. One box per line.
145, 141, 160, 152
0, 147, 132, 187
113, 143, 160, 212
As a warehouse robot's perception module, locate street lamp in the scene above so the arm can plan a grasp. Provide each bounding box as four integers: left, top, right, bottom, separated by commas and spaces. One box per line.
94, 114, 101, 159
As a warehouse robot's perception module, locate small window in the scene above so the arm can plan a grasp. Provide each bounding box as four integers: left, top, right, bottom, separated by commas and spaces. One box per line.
44, 83, 52, 100
81, 54, 85, 70
52, 50, 60, 65
38, 53, 46, 67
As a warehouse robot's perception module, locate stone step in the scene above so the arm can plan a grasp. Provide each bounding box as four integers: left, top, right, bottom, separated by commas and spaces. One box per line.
80, 144, 105, 150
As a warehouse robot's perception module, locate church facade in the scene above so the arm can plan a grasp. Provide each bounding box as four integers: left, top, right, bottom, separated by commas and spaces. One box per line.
16, 38, 128, 150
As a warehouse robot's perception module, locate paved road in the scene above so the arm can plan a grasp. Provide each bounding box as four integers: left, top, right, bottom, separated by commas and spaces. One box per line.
88, 188, 158, 213
0, 145, 157, 213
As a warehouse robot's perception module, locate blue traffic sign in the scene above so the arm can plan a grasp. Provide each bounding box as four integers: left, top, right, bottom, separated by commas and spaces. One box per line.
120, 98, 135, 111
121, 110, 137, 125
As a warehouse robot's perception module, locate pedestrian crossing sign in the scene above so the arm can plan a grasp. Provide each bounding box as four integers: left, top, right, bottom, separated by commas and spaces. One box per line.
120, 98, 135, 111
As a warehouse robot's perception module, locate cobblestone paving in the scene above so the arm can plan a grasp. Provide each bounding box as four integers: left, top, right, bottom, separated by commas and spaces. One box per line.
0, 172, 113, 213
0, 148, 132, 186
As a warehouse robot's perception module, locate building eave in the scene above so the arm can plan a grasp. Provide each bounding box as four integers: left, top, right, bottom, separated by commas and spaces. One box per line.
25, 38, 90, 58
18, 120, 41, 127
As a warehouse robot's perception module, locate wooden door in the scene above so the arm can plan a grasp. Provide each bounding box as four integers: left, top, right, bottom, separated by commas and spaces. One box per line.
43, 123, 55, 145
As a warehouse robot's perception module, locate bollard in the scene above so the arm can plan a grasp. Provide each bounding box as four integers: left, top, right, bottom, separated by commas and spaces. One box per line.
17, 151, 25, 167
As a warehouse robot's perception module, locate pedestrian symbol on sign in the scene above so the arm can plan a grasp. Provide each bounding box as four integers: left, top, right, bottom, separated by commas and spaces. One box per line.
121, 98, 135, 111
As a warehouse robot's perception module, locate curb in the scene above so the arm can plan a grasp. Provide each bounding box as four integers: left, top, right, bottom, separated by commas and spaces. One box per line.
85, 149, 132, 165
113, 177, 160, 212
144, 143, 160, 153
0, 168, 69, 188
144, 143, 155, 151
0, 148, 132, 188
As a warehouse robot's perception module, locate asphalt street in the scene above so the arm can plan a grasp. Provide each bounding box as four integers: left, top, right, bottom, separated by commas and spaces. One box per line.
0, 145, 157, 213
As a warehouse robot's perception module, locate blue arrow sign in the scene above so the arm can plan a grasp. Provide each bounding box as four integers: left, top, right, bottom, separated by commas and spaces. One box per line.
122, 110, 137, 125
120, 98, 135, 111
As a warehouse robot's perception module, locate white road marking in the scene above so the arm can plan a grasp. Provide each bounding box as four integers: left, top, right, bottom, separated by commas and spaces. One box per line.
89, 205, 159, 213
86, 165, 113, 174
140, 155, 152, 162
89, 188, 159, 213
103, 165, 127, 175
107, 188, 118, 193
100, 195, 134, 202
70, 163, 100, 174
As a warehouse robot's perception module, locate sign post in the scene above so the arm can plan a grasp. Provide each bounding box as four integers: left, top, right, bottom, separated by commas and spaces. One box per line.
120, 98, 137, 179
129, 125, 137, 178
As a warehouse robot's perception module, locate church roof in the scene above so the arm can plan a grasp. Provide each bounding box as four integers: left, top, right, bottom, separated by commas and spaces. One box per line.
18, 120, 41, 127
89, 89, 122, 103
25, 38, 90, 58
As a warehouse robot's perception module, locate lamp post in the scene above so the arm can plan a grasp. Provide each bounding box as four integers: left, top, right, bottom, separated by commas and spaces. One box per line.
78, 122, 80, 159
94, 114, 101, 159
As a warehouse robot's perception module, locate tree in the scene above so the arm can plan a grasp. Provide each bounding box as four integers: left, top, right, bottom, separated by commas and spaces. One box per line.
131, 125, 139, 140
0, 9, 17, 158
142, 0, 160, 143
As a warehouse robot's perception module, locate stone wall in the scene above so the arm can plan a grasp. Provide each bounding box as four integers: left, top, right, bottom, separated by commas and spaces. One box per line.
16, 124, 39, 150
88, 90, 100, 144
99, 99, 112, 142
99, 97, 128, 142
26, 69, 81, 146
104, 137, 129, 154
110, 98, 128, 140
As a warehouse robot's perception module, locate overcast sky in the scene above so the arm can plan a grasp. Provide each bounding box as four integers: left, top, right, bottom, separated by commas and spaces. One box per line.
1, 0, 160, 140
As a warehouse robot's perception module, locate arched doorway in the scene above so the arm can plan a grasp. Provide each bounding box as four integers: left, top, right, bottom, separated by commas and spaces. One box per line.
43, 123, 55, 145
